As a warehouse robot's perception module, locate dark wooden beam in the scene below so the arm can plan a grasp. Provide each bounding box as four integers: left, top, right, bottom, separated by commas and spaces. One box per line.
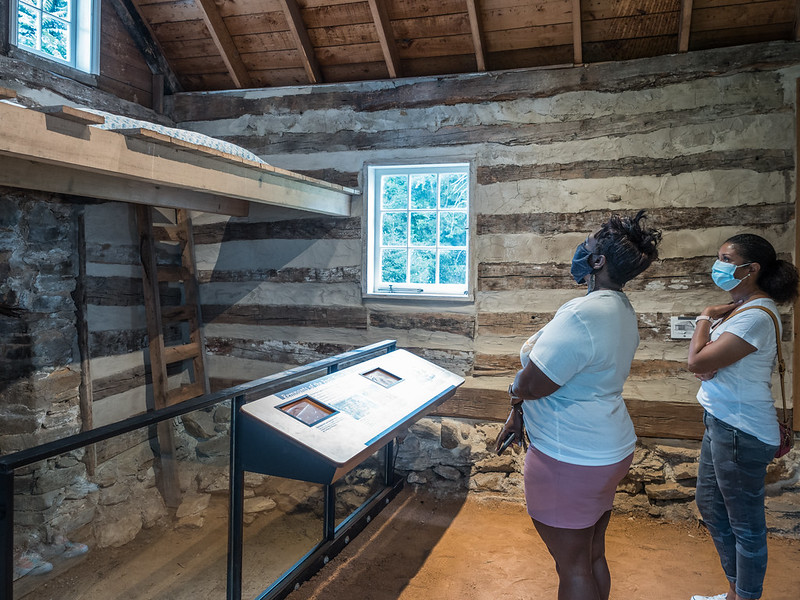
678, 0, 693, 52
195, 0, 253, 89
794, 76, 800, 431
279, 0, 322, 84
572, 0, 583, 65
465, 0, 487, 72
106, 0, 182, 94
0, 0, 10, 55
368, 0, 402, 78
795, 0, 800, 41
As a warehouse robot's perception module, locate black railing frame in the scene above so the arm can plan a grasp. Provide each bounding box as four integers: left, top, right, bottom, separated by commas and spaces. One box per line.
0, 340, 397, 600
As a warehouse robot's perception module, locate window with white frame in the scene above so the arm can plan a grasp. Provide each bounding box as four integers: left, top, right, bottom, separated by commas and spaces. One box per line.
366, 163, 471, 299
10, 0, 99, 74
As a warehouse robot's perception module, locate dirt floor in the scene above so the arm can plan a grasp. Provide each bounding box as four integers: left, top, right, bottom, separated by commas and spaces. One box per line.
16, 486, 800, 600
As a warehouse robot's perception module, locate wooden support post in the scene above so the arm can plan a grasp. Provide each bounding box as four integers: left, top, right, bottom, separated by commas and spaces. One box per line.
794, 77, 800, 431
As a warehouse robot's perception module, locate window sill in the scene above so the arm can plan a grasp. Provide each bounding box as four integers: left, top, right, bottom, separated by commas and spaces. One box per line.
8, 46, 98, 87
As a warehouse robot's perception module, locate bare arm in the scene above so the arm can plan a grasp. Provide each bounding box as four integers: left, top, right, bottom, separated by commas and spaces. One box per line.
687, 302, 756, 374
511, 359, 561, 400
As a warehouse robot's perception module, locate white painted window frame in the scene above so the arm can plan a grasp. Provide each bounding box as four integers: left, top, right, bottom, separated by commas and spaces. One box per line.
9, 0, 100, 74
364, 162, 474, 301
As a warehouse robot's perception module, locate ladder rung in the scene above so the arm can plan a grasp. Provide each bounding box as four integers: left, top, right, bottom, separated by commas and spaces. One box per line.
157, 266, 190, 282
167, 382, 205, 404
161, 305, 197, 322
163, 341, 202, 365
154, 224, 187, 244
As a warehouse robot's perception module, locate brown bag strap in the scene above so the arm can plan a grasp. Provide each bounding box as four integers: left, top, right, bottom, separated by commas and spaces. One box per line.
718, 305, 787, 418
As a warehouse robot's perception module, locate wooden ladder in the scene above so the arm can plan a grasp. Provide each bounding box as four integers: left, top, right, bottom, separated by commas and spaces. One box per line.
136, 205, 209, 506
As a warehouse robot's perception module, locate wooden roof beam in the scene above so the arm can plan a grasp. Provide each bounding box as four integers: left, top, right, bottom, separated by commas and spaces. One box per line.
678, 0, 694, 52
106, 0, 182, 94
795, 0, 800, 41
572, 0, 583, 65
465, 0, 487, 72
368, 0, 402, 78
279, 0, 323, 84
196, 0, 253, 89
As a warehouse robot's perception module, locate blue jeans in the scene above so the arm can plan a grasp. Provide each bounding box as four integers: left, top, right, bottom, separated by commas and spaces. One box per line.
696, 411, 778, 600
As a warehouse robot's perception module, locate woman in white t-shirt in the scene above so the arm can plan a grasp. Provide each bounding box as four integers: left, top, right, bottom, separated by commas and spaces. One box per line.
495, 210, 661, 600
687, 234, 798, 600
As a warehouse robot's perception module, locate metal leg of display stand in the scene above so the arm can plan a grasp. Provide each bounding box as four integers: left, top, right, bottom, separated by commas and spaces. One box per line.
0, 468, 14, 600
227, 394, 246, 600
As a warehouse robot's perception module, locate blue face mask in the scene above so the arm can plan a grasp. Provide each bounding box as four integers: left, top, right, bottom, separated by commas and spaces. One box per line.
711, 260, 752, 291
570, 239, 596, 284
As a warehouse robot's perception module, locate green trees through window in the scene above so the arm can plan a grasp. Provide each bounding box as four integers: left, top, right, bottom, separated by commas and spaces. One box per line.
368, 164, 470, 297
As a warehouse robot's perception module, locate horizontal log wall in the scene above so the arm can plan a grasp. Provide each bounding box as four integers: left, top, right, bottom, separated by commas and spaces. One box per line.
171, 41, 799, 438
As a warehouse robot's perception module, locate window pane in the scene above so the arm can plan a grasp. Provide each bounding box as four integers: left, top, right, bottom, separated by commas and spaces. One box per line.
409, 174, 436, 209
42, 15, 69, 60
381, 249, 407, 283
439, 212, 467, 246
381, 175, 408, 210
381, 212, 408, 247
409, 212, 436, 247
439, 250, 467, 285
18, 3, 40, 50
409, 250, 436, 284
45, 0, 70, 19
21, 0, 42, 9
440, 173, 468, 209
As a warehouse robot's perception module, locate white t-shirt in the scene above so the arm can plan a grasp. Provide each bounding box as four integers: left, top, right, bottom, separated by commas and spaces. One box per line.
523, 290, 639, 466
696, 298, 781, 445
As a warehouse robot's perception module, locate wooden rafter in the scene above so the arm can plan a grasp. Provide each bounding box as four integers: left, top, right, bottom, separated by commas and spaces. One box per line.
572, 0, 583, 65
106, 0, 182, 94
795, 0, 800, 41
678, 0, 694, 52
368, 0, 402, 78
465, 0, 487, 72
279, 0, 323, 84
195, 0, 253, 89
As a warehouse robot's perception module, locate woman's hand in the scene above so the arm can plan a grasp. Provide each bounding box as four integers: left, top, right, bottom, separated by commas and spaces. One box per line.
494, 405, 526, 455
700, 301, 742, 321
695, 371, 717, 381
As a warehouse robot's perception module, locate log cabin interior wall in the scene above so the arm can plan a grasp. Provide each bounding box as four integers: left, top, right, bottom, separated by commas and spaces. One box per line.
169, 40, 800, 438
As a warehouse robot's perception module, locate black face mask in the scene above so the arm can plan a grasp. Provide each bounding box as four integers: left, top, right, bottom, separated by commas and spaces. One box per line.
570, 240, 596, 284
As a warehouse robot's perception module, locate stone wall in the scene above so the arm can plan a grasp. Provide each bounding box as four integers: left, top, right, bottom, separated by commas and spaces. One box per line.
396, 417, 800, 538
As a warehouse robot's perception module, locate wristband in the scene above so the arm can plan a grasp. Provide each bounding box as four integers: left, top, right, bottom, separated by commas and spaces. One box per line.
695, 315, 714, 325
508, 383, 523, 406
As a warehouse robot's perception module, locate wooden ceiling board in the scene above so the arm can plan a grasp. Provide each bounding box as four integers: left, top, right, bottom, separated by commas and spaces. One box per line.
161, 38, 220, 59
390, 13, 473, 39
307, 23, 381, 46
691, 0, 795, 31
315, 41, 387, 64
582, 0, 682, 20
242, 49, 304, 70
583, 12, 680, 42
399, 53, 479, 76
690, 23, 796, 48
135, 0, 204, 25
235, 32, 298, 54
151, 20, 209, 41
583, 35, 680, 63
484, 23, 574, 52
395, 34, 476, 59
223, 13, 289, 36
487, 44, 574, 70
480, 4, 574, 33
216, 0, 284, 17
302, 2, 375, 27
248, 67, 314, 86
388, 0, 471, 20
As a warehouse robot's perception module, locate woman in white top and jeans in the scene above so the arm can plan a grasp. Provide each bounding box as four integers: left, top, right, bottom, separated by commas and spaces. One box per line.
688, 234, 798, 600
496, 210, 661, 600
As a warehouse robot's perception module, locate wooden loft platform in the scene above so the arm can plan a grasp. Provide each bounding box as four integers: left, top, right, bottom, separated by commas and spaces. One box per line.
0, 94, 355, 217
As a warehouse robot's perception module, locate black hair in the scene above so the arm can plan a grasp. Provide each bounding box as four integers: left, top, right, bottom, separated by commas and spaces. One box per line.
725, 233, 799, 304
594, 209, 661, 286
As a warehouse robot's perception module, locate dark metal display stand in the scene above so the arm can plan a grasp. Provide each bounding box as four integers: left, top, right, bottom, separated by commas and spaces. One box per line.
228, 348, 464, 600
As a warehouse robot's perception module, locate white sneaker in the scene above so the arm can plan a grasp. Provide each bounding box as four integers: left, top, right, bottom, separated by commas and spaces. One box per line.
690, 595, 728, 600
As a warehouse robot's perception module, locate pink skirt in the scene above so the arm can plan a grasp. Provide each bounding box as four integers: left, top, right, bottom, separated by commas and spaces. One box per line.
524, 445, 633, 529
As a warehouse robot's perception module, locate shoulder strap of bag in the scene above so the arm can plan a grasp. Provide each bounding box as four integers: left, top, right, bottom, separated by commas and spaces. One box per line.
719, 305, 786, 415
